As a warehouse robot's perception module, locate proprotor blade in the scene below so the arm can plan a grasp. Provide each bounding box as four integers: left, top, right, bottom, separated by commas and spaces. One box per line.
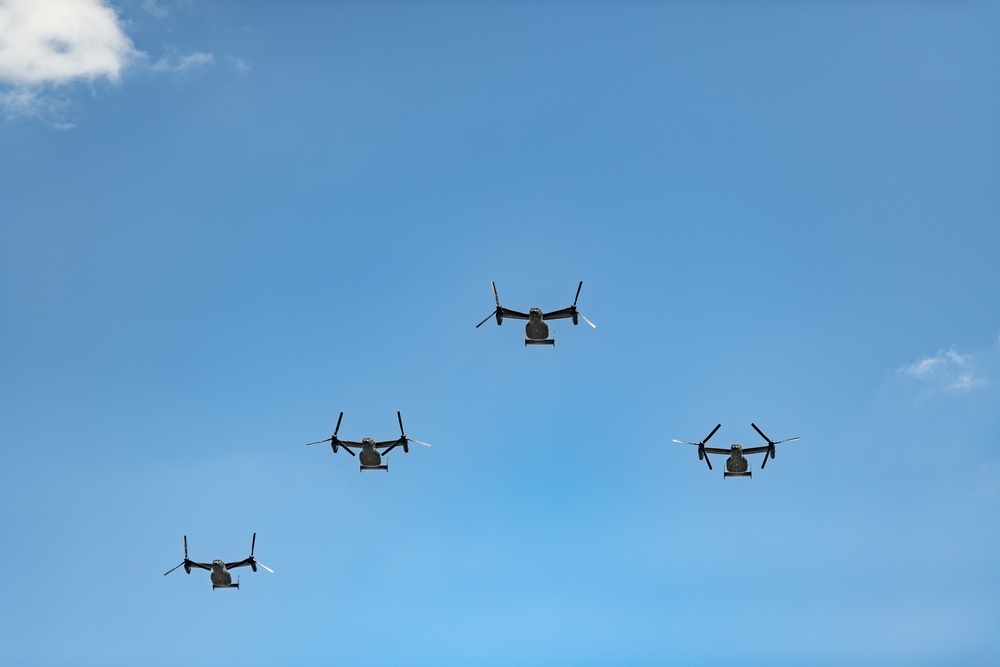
164, 561, 185, 576
255, 560, 274, 573
334, 412, 343, 437
703, 451, 713, 471
579, 313, 596, 328
407, 438, 432, 447
573, 281, 583, 307
703, 424, 722, 445
165, 535, 189, 576
306, 437, 332, 446
476, 309, 498, 328
673, 439, 700, 445
751, 422, 772, 444
397, 411, 405, 437
251, 533, 256, 558
773, 437, 800, 445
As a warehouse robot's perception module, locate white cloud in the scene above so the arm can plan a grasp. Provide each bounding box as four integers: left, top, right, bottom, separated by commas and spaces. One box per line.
151, 51, 214, 72
901, 347, 989, 393
0, 0, 139, 86
0, 0, 140, 121
0, 1, 232, 124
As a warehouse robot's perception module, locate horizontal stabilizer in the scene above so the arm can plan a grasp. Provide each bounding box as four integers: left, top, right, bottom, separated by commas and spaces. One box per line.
525, 339, 555, 346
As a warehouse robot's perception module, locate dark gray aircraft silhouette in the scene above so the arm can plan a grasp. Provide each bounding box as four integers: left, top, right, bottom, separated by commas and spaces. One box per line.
673, 423, 801, 478
164, 534, 272, 590
307, 411, 431, 472
476, 281, 595, 346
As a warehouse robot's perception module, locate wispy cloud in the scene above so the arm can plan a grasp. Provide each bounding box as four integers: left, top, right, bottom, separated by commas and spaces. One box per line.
902, 349, 969, 379
0, 86, 73, 127
139, 0, 169, 20
151, 51, 214, 73
901, 347, 989, 393
227, 55, 250, 74
947, 373, 988, 392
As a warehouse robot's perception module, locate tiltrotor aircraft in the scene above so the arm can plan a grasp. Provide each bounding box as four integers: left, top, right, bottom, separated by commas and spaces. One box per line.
673, 423, 801, 478
306, 411, 431, 472
475, 281, 595, 346
163, 533, 273, 589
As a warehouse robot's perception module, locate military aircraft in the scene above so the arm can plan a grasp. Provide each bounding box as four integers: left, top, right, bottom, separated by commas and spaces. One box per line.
306, 411, 431, 472
163, 533, 273, 590
673, 423, 801, 478
475, 281, 595, 346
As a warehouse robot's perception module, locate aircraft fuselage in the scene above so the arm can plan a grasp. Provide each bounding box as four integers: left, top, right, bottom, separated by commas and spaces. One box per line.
525, 308, 550, 341
210, 560, 237, 589
359, 438, 388, 471
724, 445, 751, 477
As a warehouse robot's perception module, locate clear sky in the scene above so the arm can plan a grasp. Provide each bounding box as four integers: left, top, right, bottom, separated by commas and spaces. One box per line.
1, 1, 999, 665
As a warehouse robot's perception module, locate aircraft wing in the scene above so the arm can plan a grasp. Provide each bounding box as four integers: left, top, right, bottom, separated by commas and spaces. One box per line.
336, 439, 364, 448
374, 438, 405, 449
188, 560, 213, 571
703, 447, 732, 455
224, 558, 254, 570
499, 307, 530, 321
542, 306, 574, 320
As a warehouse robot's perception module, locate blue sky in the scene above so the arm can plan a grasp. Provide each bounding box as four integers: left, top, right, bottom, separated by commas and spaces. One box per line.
1, 1, 999, 665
